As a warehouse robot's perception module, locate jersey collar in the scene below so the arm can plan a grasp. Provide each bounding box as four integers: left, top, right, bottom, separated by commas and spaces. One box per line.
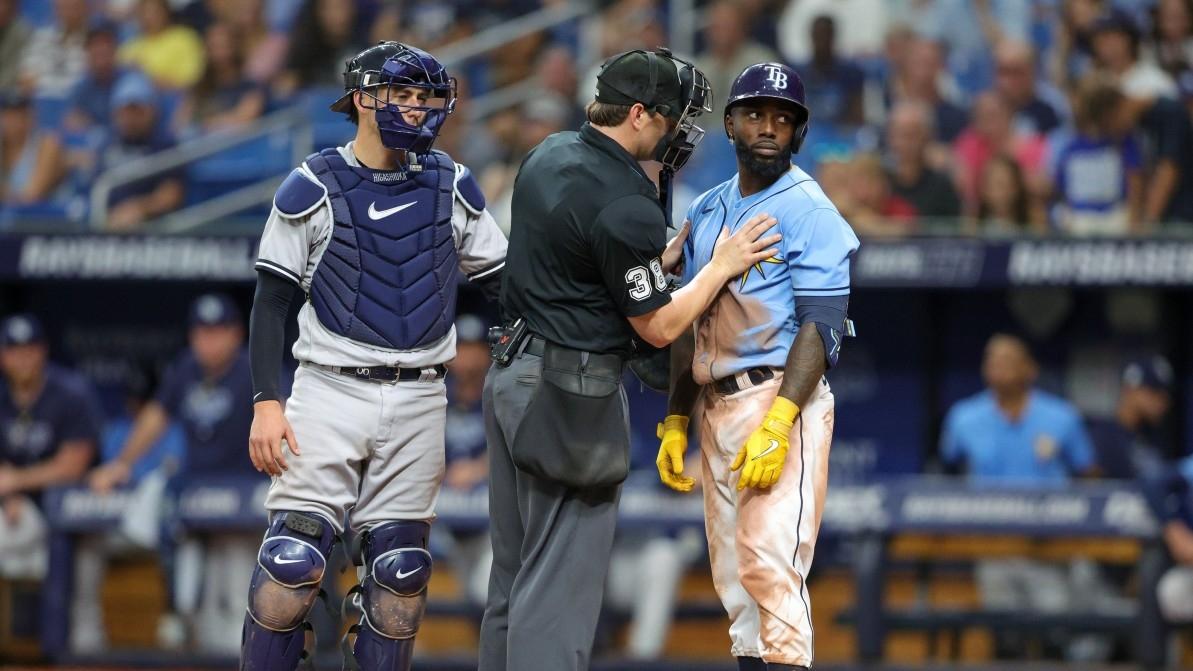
728, 166, 801, 209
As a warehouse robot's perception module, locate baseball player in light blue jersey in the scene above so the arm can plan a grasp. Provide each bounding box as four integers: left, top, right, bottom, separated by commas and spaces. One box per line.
655, 63, 859, 671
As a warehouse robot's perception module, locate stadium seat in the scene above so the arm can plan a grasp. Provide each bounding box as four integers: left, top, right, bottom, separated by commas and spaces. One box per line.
185, 132, 295, 209
299, 87, 355, 149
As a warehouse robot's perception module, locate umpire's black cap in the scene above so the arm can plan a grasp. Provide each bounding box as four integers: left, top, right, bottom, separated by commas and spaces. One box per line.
596, 50, 684, 120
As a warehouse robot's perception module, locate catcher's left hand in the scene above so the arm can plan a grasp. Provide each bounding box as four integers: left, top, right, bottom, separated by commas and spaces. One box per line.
731, 397, 798, 490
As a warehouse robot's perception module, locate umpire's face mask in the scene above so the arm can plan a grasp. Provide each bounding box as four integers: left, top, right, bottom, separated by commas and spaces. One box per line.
649, 62, 712, 172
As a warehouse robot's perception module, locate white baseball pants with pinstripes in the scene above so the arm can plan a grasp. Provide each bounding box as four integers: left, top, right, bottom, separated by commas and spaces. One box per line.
699, 374, 834, 668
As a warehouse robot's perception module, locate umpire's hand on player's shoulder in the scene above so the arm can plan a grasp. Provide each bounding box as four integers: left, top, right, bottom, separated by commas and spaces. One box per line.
249, 400, 300, 476
732, 396, 798, 490
656, 415, 695, 493
708, 213, 781, 281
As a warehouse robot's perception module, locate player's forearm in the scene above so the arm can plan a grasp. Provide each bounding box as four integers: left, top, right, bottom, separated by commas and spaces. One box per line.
1143, 162, 1177, 225
777, 323, 826, 409
631, 263, 732, 347
667, 329, 700, 416
115, 402, 170, 467
250, 269, 295, 402
15, 443, 94, 492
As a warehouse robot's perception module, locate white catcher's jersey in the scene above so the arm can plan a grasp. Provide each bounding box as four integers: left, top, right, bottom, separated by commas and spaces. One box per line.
255, 142, 508, 369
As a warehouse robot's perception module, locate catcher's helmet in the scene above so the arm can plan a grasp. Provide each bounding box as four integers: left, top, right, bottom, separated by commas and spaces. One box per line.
724, 62, 810, 154
331, 41, 456, 154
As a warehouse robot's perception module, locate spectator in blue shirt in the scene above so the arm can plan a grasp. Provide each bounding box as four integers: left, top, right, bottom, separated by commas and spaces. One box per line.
799, 15, 866, 127
84, 71, 184, 231
0, 314, 101, 580
88, 293, 259, 655
942, 334, 1096, 482
1051, 75, 1141, 235
62, 21, 126, 136
941, 333, 1098, 659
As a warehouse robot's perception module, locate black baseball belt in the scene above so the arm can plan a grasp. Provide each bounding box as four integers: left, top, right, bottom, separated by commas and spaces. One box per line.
712, 367, 779, 395
307, 362, 446, 383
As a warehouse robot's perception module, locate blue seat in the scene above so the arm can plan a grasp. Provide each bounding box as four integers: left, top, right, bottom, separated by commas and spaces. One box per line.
301, 87, 355, 149
184, 131, 292, 208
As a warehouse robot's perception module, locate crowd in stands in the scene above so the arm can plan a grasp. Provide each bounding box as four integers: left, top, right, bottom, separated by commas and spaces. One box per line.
0, 0, 1192, 235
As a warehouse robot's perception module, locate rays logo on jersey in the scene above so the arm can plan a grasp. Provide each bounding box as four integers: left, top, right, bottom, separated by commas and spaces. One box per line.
5, 418, 52, 461
764, 65, 788, 90
738, 254, 784, 290
183, 384, 234, 442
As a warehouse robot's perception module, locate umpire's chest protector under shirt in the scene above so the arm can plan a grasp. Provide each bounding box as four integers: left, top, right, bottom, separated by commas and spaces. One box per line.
501, 123, 672, 355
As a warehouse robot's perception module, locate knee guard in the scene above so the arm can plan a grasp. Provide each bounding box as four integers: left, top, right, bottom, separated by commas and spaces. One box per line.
241, 511, 337, 671
348, 520, 432, 671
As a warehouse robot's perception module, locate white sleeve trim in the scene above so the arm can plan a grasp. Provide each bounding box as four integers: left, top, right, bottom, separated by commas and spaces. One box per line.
255, 259, 302, 285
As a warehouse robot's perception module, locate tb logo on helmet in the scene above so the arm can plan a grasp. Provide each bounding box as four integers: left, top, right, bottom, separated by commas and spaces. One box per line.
764, 65, 788, 90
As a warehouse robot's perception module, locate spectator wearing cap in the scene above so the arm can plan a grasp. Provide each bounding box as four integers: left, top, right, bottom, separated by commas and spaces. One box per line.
798, 15, 866, 127
17, 0, 88, 100
88, 293, 260, 654
86, 71, 184, 231
994, 39, 1072, 136
434, 315, 495, 608
1089, 355, 1174, 480
0, 0, 31, 94
1091, 8, 1179, 99
118, 0, 205, 90
0, 314, 103, 580
0, 91, 70, 210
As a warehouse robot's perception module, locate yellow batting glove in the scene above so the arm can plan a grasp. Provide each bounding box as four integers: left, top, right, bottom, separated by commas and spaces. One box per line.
656, 415, 695, 493
731, 397, 798, 491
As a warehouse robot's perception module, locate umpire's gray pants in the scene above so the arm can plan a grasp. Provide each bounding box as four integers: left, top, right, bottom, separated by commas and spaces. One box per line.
478, 351, 622, 671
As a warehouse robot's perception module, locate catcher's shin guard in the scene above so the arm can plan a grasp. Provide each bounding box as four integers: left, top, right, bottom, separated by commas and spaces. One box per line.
344, 520, 432, 671
241, 511, 336, 671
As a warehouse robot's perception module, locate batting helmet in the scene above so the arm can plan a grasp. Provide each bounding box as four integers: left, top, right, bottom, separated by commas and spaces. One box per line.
724, 62, 810, 154
330, 41, 456, 154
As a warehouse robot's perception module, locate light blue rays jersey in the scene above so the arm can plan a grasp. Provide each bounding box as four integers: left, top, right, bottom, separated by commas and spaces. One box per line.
681, 166, 859, 385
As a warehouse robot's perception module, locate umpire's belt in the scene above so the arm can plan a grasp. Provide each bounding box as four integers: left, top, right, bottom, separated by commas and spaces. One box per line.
712, 367, 778, 395
307, 362, 446, 383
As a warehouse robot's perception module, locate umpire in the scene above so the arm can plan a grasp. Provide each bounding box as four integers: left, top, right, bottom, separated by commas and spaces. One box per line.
478, 48, 782, 671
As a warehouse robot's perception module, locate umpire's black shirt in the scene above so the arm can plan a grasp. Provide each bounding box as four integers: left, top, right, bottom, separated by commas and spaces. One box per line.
501, 122, 671, 355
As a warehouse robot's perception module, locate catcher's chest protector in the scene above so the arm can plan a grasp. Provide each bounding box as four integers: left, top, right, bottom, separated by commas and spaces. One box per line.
305, 148, 459, 350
